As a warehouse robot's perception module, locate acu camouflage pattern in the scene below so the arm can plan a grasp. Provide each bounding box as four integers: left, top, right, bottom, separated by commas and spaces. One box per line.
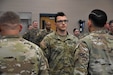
74, 29, 113, 75
0, 35, 49, 75
34, 29, 53, 46
40, 32, 78, 75
23, 28, 40, 43
79, 33, 89, 39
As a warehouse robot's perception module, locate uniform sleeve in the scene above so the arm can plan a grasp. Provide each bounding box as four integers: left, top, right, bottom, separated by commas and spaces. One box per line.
40, 36, 51, 60
74, 41, 89, 75
37, 48, 49, 75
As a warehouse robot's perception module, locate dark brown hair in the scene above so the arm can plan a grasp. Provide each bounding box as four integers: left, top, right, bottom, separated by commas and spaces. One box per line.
89, 9, 107, 27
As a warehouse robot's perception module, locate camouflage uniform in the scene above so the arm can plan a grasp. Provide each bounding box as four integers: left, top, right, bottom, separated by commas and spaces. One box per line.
0, 35, 49, 75
23, 28, 40, 43
34, 29, 53, 46
74, 29, 113, 75
79, 33, 89, 39
40, 32, 78, 75
108, 31, 113, 36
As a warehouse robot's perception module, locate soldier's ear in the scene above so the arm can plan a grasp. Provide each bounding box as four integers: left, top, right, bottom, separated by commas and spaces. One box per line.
88, 19, 92, 27
19, 24, 22, 32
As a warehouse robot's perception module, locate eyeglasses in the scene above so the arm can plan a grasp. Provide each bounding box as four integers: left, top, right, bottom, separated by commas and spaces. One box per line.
56, 20, 68, 24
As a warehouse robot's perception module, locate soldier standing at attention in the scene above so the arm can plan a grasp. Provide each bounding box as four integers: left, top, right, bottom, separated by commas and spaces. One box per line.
0, 11, 49, 75
74, 9, 113, 75
40, 12, 78, 75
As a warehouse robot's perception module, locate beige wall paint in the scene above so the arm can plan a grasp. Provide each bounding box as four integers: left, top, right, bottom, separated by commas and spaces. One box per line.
0, 0, 113, 34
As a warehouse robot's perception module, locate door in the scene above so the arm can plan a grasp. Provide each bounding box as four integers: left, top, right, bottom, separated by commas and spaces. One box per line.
40, 14, 56, 31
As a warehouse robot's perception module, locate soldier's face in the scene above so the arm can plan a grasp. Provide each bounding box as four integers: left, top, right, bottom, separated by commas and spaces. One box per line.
74, 30, 80, 36
33, 22, 38, 28
56, 16, 68, 31
46, 23, 51, 30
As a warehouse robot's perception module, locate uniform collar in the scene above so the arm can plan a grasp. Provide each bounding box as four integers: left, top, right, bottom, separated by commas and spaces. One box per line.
1, 35, 21, 39
91, 29, 107, 34
54, 32, 72, 41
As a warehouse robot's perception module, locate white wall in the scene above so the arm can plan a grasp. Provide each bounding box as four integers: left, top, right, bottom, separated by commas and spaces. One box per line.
0, 0, 113, 34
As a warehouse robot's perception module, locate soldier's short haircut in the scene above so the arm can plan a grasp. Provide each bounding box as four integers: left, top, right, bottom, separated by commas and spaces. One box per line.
109, 20, 113, 26
32, 20, 38, 23
0, 11, 20, 25
89, 9, 107, 27
55, 12, 66, 22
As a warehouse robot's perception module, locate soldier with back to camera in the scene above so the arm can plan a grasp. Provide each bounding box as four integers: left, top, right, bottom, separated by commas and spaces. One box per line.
0, 11, 49, 75
74, 9, 113, 75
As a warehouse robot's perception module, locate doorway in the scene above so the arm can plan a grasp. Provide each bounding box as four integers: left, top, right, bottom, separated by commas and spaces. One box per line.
40, 13, 56, 31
